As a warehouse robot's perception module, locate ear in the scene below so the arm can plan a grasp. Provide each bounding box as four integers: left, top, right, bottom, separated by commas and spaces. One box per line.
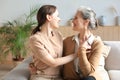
84, 19, 90, 26
46, 14, 52, 21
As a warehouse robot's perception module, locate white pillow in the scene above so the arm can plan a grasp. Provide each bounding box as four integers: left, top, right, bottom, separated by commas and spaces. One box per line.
102, 45, 111, 58
99, 45, 111, 67
108, 70, 120, 80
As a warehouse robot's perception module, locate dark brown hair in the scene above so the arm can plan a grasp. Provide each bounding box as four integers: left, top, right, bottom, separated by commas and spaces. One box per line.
31, 5, 57, 35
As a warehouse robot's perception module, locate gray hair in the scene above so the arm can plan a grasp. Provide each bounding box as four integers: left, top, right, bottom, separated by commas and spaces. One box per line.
77, 6, 98, 29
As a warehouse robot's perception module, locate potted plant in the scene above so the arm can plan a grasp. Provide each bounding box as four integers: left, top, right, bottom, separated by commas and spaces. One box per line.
0, 26, 14, 63
1, 7, 38, 61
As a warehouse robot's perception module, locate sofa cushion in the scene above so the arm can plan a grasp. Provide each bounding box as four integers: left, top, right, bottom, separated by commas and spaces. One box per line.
108, 70, 120, 80
1, 57, 32, 80
99, 45, 111, 67
102, 45, 111, 58
104, 41, 120, 70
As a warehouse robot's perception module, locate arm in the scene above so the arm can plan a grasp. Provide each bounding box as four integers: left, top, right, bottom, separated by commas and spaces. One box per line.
78, 38, 104, 77
41, 53, 76, 67
29, 36, 76, 68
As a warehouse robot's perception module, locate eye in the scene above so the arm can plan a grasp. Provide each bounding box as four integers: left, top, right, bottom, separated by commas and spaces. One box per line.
73, 16, 77, 20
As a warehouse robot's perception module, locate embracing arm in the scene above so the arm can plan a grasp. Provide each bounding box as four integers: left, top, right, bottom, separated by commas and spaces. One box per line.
41, 53, 76, 67
29, 36, 76, 68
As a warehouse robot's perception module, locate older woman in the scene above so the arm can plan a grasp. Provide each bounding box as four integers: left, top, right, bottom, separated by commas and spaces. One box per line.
63, 6, 110, 80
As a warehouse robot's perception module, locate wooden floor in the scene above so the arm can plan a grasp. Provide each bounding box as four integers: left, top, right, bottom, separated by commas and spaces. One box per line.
0, 64, 14, 79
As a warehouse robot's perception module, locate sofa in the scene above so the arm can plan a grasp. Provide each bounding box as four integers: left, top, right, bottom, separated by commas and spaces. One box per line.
1, 41, 120, 80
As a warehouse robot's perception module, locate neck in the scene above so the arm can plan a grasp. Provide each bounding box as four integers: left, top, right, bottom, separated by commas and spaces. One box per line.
79, 29, 91, 41
40, 23, 53, 37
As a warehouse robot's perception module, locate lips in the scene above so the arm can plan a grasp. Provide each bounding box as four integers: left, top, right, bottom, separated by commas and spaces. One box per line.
73, 23, 76, 27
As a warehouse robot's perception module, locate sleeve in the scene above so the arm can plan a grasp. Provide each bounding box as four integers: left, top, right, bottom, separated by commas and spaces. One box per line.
78, 37, 104, 77
29, 36, 49, 60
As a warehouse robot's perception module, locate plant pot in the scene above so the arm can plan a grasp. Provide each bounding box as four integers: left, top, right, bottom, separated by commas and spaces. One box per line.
12, 57, 24, 61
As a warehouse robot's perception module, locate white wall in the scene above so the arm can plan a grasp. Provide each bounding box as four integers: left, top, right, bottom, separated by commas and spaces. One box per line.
0, 0, 120, 26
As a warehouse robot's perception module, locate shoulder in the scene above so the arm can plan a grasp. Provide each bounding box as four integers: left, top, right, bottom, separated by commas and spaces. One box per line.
54, 30, 63, 40
29, 32, 40, 40
93, 35, 104, 47
63, 35, 76, 48
94, 35, 103, 42
29, 32, 44, 45
63, 35, 74, 43
94, 35, 102, 41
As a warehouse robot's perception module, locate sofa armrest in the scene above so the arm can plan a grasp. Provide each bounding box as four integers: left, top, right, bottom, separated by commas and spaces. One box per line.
1, 57, 32, 80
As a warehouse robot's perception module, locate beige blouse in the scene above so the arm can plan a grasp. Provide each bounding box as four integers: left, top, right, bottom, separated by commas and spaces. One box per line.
29, 30, 63, 77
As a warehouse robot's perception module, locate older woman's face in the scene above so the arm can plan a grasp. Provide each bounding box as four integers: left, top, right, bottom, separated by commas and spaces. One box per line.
72, 11, 85, 31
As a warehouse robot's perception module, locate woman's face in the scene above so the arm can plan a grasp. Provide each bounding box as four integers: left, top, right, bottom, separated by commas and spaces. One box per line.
72, 12, 85, 31
49, 9, 61, 29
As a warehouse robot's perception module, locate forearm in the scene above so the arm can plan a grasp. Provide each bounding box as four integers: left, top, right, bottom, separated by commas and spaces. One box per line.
53, 53, 76, 67
78, 40, 103, 77
78, 47, 91, 76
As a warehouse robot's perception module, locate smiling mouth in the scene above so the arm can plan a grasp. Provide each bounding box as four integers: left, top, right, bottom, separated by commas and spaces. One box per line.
73, 24, 76, 27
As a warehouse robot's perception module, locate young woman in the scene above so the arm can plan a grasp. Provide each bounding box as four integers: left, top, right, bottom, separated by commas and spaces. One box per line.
29, 5, 76, 80
63, 6, 110, 80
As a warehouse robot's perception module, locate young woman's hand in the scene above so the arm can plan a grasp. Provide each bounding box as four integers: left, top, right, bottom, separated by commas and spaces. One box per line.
29, 63, 37, 75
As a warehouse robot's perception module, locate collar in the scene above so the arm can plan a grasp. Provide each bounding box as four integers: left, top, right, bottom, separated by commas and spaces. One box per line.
48, 29, 54, 37
72, 34, 95, 46
87, 34, 95, 45
72, 34, 80, 46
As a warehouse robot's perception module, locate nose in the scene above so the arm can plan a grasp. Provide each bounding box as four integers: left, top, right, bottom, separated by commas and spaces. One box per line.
72, 19, 74, 23
58, 17, 61, 22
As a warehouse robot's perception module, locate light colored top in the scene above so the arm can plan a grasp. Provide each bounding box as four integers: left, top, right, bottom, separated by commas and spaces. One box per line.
73, 34, 95, 73
29, 30, 63, 77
